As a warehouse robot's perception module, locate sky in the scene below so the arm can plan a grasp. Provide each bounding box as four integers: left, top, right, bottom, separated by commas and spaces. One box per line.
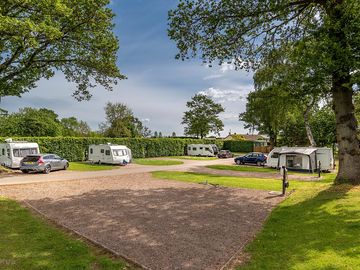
1, 0, 254, 137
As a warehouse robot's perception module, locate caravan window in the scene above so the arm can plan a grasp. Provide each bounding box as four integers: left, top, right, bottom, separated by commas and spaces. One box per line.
112, 149, 126, 156
1, 149, 4, 156
192, 147, 197, 151
90, 148, 93, 154
271, 152, 279, 158
188, 147, 191, 150
200, 147, 203, 150
205, 147, 210, 152
13, 148, 38, 158
101, 149, 105, 153
105, 150, 110, 156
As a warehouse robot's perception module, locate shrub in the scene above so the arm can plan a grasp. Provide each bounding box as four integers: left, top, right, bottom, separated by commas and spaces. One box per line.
222, 140, 254, 153
1, 137, 224, 161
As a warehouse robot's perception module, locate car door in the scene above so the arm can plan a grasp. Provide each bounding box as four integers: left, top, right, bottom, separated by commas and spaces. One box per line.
53, 155, 63, 169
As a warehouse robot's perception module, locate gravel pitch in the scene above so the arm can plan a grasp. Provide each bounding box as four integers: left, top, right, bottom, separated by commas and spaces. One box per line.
0, 173, 283, 270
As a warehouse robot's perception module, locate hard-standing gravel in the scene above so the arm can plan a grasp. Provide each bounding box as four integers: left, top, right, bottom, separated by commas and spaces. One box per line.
0, 173, 283, 270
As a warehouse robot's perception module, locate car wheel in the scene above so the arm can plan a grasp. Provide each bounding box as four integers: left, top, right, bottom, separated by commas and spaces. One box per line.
21, 170, 29, 174
64, 162, 69, 170
257, 161, 262, 166
236, 160, 241, 165
43, 165, 51, 174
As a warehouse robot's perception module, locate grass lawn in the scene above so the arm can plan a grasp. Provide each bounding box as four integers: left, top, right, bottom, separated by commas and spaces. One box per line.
0, 197, 130, 270
133, 159, 183, 166
152, 171, 318, 191
168, 156, 218, 160
69, 162, 120, 171
152, 171, 360, 269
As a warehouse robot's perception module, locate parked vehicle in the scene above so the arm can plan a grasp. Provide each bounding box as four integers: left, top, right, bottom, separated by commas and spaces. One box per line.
0, 138, 40, 169
234, 152, 267, 166
217, 150, 234, 158
187, 144, 219, 157
267, 147, 334, 172
88, 144, 132, 165
20, 154, 69, 174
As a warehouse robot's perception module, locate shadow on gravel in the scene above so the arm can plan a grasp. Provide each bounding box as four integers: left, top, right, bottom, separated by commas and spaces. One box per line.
26, 187, 283, 270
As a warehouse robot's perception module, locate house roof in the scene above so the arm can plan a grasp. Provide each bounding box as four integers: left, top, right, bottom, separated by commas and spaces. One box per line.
224, 134, 267, 141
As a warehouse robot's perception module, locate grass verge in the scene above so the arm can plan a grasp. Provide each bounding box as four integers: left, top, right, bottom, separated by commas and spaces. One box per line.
133, 159, 183, 166
0, 197, 130, 270
168, 156, 218, 160
69, 162, 120, 171
237, 183, 360, 270
152, 171, 319, 191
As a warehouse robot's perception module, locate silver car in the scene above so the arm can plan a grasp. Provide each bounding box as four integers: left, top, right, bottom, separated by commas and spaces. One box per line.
20, 154, 69, 174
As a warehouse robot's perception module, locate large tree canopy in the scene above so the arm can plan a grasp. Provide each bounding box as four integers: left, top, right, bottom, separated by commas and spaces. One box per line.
169, 0, 360, 184
0, 0, 124, 100
182, 94, 224, 138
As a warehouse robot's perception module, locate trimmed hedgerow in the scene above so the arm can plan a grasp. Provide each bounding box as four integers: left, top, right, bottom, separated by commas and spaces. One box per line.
1, 137, 224, 161
222, 140, 254, 153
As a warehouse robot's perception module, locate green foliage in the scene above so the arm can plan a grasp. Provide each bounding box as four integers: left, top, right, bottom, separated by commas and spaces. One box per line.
182, 94, 224, 138
0, 0, 124, 100
61, 117, 91, 137
100, 102, 150, 138
0, 137, 222, 162
0, 197, 128, 269
69, 162, 119, 171
0, 108, 63, 137
223, 140, 253, 153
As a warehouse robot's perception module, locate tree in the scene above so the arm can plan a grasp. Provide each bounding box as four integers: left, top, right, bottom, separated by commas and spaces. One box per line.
61, 117, 91, 137
100, 102, 150, 138
0, 108, 63, 136
182, 94, 224, 138
153, 131, 158, 138
172, 132, 177, 137
0, 0, 124, 101
158, 132, 163, 138
169, 0, 360, 184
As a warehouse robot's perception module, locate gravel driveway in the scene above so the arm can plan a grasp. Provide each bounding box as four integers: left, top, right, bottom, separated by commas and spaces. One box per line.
0, 173, 283, 270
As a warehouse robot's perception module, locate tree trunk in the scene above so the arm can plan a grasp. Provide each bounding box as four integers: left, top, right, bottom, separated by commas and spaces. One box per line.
332, 74, 360, 185
303, 100, 316, 147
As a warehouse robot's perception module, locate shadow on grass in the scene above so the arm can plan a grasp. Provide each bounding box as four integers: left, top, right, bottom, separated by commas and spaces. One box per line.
237, 184, 360, 270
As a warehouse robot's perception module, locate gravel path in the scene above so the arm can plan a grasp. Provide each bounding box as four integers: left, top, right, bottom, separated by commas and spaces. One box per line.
0, 173, 283, 270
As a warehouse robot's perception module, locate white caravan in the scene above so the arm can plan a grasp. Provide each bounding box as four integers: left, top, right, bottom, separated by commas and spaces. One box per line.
0, 138, 40, 169
88, 144, 132, 165
187, 144, 218, 157
267, 147, 334, 172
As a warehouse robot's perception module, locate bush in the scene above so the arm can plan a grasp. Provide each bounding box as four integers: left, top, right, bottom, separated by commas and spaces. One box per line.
223, 140, 254, 153
1, 137, 224, 161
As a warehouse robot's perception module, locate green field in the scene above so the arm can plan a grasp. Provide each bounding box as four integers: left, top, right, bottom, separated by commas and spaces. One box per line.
0, 197, 129, 270
133, 159, 183, 166
69, 162, 120, 171
207, 164, 276, 173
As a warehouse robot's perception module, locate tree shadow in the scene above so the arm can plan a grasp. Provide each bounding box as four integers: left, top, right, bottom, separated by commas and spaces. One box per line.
237, 184, 360, 270
26, 186, 283, 270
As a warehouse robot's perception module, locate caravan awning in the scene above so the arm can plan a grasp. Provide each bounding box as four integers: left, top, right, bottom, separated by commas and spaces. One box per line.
279, 148, 317, 156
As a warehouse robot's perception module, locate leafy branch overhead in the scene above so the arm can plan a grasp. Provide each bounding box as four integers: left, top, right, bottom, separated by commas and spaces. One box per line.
0, 0, 125, 100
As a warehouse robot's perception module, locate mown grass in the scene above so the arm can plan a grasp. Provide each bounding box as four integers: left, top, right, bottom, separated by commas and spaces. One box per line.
152, 171, 318, 191
133, 159, 183, 166
237, 184, 360, 270
0, 197, 130, 270
153, 171, 360, 270
168, 156, 218, 160
69, 162, 120, 171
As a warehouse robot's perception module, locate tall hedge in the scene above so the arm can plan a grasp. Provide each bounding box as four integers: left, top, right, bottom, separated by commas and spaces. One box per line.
222, 140, 254, 153
1, 137, 224, 161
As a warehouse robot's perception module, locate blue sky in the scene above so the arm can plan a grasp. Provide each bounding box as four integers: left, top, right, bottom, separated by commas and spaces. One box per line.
2, 0, 254, 137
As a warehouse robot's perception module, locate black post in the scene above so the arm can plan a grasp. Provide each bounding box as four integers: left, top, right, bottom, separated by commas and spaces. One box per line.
282, 166, 289, 196
318, 161, 321, 178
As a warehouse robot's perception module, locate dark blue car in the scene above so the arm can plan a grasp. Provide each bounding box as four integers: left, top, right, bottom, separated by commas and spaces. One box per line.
234, 152, 267, 166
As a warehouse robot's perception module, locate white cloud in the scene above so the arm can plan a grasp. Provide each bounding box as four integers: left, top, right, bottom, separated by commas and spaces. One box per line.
203, 74, 224, 80
220, 62, 236, 73
198, 87, 245, 103
220, 112, 239, 120
141, 118, 150, 123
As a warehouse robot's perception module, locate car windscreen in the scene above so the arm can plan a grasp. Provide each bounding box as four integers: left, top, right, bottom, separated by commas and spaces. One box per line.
22, 156, 40, 162
13, 148, 39, 157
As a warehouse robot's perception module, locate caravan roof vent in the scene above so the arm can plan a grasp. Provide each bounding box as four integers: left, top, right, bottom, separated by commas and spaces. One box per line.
5, 138, 13, 143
